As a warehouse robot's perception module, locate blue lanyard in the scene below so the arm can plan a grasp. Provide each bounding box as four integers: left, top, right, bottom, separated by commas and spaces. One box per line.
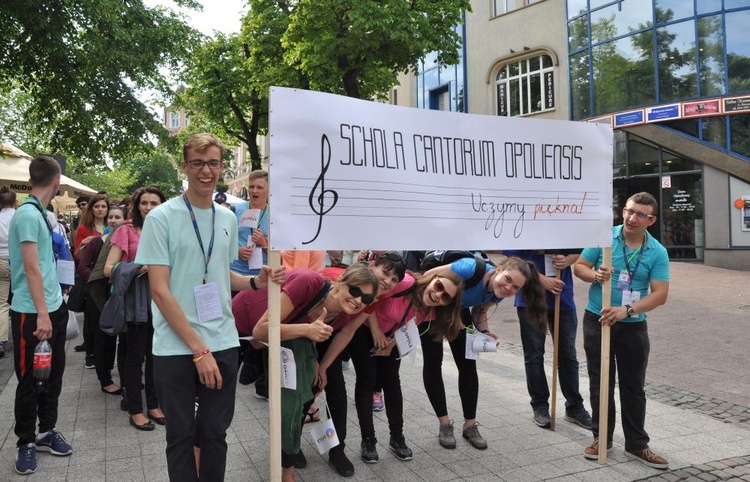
183, 194, 215, 284
621, 234, 645, 291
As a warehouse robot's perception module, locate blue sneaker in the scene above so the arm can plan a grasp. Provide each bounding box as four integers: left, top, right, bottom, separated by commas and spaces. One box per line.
35, 429, 73, 456
15, 443, 36, 475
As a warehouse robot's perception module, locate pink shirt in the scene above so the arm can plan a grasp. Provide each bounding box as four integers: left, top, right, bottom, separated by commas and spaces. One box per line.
372, 274, 434, 335
110, 222, 141, 262
233, 270, 328, 336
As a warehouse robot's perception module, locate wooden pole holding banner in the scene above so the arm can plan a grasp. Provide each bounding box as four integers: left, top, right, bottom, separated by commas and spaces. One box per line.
267, 250, 282, 480
598, 247, 613, 464
550, 268, 562, 431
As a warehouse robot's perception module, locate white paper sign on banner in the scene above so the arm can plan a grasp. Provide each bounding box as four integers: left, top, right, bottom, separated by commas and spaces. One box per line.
394, 318, 421, 359
269, 87, 614, 251
544, 255, 556, 277
310, 400, 340, 454
247, 237, 263, 271
465, 332, 479, 360
473, 335, 499, 353
56, 259, 75, 286
238, 208, 261, 228
280, 347, 296, 390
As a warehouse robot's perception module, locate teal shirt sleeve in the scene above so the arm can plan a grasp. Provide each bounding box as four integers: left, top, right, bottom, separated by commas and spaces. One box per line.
580, 246, 602, 266
650, 245, 670, 282
14, 207, 43, 244
134, 208, 170, 266
581, 246, 604, 316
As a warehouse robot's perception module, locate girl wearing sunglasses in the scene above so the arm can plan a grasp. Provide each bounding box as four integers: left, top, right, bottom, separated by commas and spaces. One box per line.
244, 263, 378, 482
339, 270, 464, 464
421, 256, 546, 451
312, 251, 408, 475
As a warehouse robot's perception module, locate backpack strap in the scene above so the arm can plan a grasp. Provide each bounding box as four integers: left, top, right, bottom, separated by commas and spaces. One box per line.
289, 280, 332, 324
464, 258, 487, 290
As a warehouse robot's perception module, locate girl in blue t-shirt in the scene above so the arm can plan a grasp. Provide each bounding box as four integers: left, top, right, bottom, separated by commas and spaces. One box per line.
421, 256, 546, 450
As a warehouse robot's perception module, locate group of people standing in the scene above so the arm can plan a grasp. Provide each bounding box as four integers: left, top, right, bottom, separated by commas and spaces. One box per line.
0, 131, 671, 481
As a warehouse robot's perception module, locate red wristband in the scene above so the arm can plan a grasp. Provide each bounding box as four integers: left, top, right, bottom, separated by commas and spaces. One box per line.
193, 348, 210, 359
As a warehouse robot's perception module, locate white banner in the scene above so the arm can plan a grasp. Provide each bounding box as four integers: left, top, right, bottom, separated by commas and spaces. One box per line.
269, 87, 613, 250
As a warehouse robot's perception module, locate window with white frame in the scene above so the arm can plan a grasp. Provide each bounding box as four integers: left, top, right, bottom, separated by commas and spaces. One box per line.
169, 111, 180, 128
496, 54, 554, 117
493, 0, 544, 17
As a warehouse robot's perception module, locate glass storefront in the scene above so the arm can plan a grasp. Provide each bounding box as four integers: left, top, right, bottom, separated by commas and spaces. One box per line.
613, 132, 705, 260
568, 1, 749, 261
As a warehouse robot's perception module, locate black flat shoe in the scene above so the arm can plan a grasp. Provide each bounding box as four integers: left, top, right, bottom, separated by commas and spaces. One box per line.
148, 411, 166, 426
129, 416, 155, 431
101, 386, 123, 395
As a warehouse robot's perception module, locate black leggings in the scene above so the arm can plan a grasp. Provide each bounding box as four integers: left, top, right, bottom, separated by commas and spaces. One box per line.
349, 325, 403, 440
419, 317, 479, 421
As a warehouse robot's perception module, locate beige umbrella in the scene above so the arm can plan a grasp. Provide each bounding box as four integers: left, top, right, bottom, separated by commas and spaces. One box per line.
0, 143, 97, 199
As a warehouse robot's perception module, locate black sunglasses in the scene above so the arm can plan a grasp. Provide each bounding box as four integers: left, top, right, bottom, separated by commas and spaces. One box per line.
377, 251, 403, 263
346, 284, 375, 305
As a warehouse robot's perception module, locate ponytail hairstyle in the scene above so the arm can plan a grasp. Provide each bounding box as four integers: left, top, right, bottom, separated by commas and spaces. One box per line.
411, 271, 464, 342
0, 186, 17, 208
372, 251, 407, 282
498, 256, 547, 332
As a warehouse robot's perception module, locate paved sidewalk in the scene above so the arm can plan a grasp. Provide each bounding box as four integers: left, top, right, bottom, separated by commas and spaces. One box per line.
0, 261, 747, 481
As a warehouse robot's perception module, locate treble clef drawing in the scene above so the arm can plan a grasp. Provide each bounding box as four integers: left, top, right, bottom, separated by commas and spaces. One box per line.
303, 134, 339, 245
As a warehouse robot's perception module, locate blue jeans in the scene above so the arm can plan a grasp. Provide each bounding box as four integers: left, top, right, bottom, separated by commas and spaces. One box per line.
518, 307, 584, 413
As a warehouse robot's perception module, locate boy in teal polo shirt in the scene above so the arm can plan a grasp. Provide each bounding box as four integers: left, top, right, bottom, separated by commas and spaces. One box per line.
9, 156, 73, 475
136, 133, 283, 481
574, 192, 670, 470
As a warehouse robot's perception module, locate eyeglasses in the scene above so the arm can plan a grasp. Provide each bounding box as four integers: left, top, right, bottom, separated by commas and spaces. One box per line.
77, 203, 87, 208
433, 278, 454, 305
187, 159, 223, 170
346, 284, 375, 305
109, 203, 126, 209
623, 208, 654, 221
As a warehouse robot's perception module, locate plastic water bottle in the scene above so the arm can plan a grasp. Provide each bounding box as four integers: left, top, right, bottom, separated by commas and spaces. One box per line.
33, 340, 52, 393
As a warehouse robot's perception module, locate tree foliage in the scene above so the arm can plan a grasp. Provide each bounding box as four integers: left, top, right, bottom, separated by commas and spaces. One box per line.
178, 0, 471, 167
178, 34, 266, 168
66, 161, 135, 200
282, 0, 470, 99
0, 0, 201, 164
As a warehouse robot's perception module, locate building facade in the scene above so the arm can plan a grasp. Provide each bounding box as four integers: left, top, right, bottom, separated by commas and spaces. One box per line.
404, 0, 750, 269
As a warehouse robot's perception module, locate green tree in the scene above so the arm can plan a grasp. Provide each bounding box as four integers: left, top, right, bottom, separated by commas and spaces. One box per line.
282, 0, 470, 100
179, 0, 470, 168
66, 161, 135, 200
120, 152, 182, 198
178, 34, 266, 168
0, 0, 200, 164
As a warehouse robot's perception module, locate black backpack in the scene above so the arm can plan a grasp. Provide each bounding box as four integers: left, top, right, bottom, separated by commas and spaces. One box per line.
419, 250, 494, 289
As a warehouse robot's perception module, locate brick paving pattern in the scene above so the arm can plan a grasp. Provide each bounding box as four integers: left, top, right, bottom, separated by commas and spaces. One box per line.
0, 261, 746, 480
